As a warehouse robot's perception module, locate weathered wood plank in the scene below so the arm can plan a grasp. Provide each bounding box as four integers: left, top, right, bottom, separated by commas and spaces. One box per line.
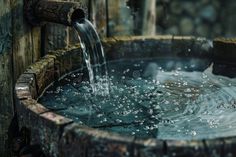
16, 98, 73, 157
0, 0, 41, 156
26, 55, 56, 96
129, 0, 156, 35
32, 27, 41, 62
0, 54, 14, 157
213, 38, 236, 62
44, 0, 89, 53
44, 23, 69, 53
42, 0, 109, 52
0, 1, 14, 156
140, 0, 156, 35
11, 0, 41, 81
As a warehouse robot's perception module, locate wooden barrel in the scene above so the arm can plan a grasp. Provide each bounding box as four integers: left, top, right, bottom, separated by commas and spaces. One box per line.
15, 36, 236, 157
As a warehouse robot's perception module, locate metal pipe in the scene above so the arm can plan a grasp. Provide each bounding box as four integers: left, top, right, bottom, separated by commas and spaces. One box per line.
24, 0, 87, 26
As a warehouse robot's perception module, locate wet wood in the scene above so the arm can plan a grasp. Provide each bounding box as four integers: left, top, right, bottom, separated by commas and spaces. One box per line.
44, 23, 69, 53
0, 54, 13, 157
48, 45, 83, 78
14, 36, 222, 157
12, 0, 41, 80
140, 0, 156, 35
213, 38, 236, 62
16, 97, 72, 157
36, 0, 87, 53
0, 1, 14, 156
44, 0, 87, 53
15, 46, 83, 156
16, 73, 38, 100
102, 36, 212, 60
0, 0, 41, 155
34, 0, 85, 26
26, 55, 56, 95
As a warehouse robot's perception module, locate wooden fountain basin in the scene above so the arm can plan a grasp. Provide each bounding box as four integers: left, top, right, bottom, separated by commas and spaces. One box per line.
15, 36, 236, 157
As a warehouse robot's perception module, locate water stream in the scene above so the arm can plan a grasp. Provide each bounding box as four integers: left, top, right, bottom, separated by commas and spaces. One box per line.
73, 18, 109, 96
38, 17, 236, 140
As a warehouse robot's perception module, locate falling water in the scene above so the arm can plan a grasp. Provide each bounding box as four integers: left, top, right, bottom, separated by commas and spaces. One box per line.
73, 18, 109, 95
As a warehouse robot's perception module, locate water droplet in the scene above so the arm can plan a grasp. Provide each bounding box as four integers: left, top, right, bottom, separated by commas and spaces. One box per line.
175, 107, 179, 111
190, 130, 197, 136
148, 109, 153, 115
184, 88, 191, 93
202, 73, 208, 79
97, 113, 103, 118
116, 119, 122, 123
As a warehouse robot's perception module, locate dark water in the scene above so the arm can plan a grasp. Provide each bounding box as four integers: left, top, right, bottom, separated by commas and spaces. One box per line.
73, 19, 109, 96
39, 58, 236, 140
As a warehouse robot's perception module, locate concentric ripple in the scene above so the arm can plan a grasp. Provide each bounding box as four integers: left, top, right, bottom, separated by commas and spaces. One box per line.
39, 58, 236, 140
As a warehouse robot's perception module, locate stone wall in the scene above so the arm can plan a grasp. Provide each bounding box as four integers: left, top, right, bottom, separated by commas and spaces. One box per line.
155, 0, 236, 38
108, 0, 236, 38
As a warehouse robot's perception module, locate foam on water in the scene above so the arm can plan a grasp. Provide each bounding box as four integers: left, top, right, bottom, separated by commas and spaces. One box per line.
39, 58, 236, 140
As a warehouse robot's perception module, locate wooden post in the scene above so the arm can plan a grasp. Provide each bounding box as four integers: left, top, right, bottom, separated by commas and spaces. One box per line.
12, 0, 41, 80
107, 0, 156, 36
140, 0, 156, 35
0, 0, 41, 156
0, 1, 14, 156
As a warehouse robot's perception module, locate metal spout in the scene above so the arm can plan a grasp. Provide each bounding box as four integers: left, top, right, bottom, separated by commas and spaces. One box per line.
24, 0, 86, 26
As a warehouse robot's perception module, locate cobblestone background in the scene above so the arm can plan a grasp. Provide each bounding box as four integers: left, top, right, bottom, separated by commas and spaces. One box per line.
155, 0, 236, 38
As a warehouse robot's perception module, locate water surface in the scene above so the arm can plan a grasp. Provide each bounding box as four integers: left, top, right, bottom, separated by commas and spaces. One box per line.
39, 58, 236, 140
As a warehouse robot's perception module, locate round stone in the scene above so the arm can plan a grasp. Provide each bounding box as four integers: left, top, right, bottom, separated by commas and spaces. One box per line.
200, 0, 210, 5
213, 24, 222, 36
183, 2, 196, 17
156, 5, 165, 20
166, 26, 179, 35
196, 24, 209, 37
199, 5, 217, 22
170, 1, 183, 15
179, 17, 194, 35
